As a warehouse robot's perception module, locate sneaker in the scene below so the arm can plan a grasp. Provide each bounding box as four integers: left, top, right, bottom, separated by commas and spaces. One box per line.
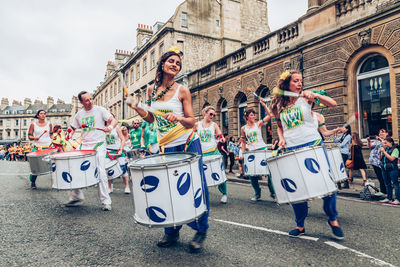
30, 182, 37, 189
229, 171, 234, 174
235, 173, 241, 177
342, 181, 350, 189
251, 196, 261, 201
64, 199, 84, 207
374, 192, 385, 197
270, 193, 276, 200
189, 231, 206, 253
157, 233, 179, 248
124, 187, 131, 194
220, 195, 227, 204
327, 221, 344, 240
378, 198, 390, 203
102, 204, 112, 211
288, 228, 305, 237
389, 199, 400, 205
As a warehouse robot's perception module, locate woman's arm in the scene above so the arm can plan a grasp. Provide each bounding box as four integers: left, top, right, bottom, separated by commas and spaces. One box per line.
214, 123, 224, 142
258, 99, 272, 127
240, 127, 246, 154
116, 127, 125, 154
302, 91, 337, 107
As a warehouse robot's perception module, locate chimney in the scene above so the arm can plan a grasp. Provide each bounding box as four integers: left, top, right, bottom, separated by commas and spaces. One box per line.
12, 100, 22, 106
0, 98, 9, 110
57, 98, 65, 104
46, 96, 54, 109
34, 99, 42, 104
307, 0, 321, 12
136, 23, 153, 48
24, 98, 31, 109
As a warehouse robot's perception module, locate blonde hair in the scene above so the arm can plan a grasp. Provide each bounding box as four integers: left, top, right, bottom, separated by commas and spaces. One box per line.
202, 105, 216, 116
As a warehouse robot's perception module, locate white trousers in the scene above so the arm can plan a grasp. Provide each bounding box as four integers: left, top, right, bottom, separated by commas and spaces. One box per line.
68, 143, 112, 205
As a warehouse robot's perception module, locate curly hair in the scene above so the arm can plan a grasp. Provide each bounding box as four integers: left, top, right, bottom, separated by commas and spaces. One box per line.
154, 51, 182, 86
270, 70, 302, 116
202, 105, 215, 116
244, 108, 256, 120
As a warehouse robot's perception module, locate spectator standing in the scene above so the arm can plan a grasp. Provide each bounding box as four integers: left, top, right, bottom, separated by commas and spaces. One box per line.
378, 137, 400, 205
228, 136, 236, 174
218, 134, 229, 171
348, 132, 368, 187
367, 129, 389, 196
333, 125, 352, 189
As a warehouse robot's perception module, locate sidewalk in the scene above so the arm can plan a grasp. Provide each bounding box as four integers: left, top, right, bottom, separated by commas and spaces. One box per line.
225, 172, 381, 200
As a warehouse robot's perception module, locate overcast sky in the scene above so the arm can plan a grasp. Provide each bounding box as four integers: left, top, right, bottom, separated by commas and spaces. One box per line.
0, 0, 307, 104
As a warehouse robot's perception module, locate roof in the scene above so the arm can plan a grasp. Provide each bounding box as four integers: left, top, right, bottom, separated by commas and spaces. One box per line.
47, 104, 72, 113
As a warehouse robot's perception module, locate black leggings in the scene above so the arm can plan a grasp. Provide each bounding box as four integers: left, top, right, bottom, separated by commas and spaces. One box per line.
229, 152, 235, 172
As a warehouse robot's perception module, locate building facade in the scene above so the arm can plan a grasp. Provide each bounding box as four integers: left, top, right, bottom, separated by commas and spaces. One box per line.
93, 0, 270, 121
188, 0, 400, 143
0, 97, 79, 144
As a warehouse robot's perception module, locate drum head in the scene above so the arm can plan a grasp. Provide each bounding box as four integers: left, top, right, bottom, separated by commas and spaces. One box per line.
27, 148, 58, 156
51, 150, 97, 159
130, 152, 197, 167
203, 154, 222, 163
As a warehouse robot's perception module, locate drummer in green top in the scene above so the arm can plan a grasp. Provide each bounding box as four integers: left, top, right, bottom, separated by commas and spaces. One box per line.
141, 120, 159, 155
129, 120, 143, 158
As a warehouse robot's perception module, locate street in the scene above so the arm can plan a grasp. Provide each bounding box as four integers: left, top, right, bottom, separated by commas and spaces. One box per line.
0, 161, 399, 267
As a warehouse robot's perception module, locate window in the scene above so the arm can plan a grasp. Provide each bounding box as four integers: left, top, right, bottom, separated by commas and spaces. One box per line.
143, 57, 147, 74
357, 54, 390, 137
15, 120, 18, 126
137, 63, 140, 79
159, 43, 164, 57
0, 132, 2, 140
221, 100, 228, 135
177, 40, 184, 56
130, 68, 134, 84
24, 119, 27, 126
216, 20, 220, 27
4, 110, 9, 115
182, 12, 187, 27
23, 131, 27, 140
7, 131, 10, 138
27, 110, 32, 114
15, 130, 18, 137
6, 120, 11, 127
0, 120, 2, 126
238, 95, 247, 136
150, 50, 155, 69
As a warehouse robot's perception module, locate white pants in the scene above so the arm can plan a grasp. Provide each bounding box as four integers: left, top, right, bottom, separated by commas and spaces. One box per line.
68, 143, 112, 205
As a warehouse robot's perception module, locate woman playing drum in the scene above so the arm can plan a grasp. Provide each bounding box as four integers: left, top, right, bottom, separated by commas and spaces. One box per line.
240, 100, 276, 201
105, 120, 130, 194
195, 105, 228, 204
270, 70, 344, 239
28, 109, 53, 189
126, 47, 209, 252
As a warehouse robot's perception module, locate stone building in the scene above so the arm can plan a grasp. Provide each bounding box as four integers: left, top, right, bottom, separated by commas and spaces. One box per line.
93, 0, 270, 121
188, 0, 400, 143
0, 97, 79, 144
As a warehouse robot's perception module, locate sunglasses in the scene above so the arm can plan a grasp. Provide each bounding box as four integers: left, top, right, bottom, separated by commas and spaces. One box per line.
209, 113, 215, 117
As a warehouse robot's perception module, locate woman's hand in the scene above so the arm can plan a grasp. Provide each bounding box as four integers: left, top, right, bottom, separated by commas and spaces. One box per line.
164, 112, 181, 123
302, 90, 316, 102
278, 138, 286, 148
378, 147, 385, 153
126, 94, 139, 107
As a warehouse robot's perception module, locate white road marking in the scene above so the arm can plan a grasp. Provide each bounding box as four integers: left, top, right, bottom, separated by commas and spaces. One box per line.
214, 218, 395, 266
325, 241, 396, 267
214, 218, 319, 241
0, 173, 31, 176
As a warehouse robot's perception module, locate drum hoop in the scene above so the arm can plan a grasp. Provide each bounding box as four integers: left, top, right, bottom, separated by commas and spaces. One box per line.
128, 156, 200, 170
50, 152, 97, 160
266, 145, 322, 162
52, 181, 100, 190
27, 150, 58, 158
134, 210, 207, 228
128, 152, 199, 168
243, 150, 269, 155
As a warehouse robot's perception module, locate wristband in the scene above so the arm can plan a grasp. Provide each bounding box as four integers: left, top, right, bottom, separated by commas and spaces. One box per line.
273, 118, 281, 122
141, 111, 150, 120
318, 123, 325, 127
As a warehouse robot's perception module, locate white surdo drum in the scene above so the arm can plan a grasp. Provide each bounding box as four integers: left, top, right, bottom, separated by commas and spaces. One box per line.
267, 146, 337, 204
243, 149, 272, 176
326, 146, 348, 183
27, 148, 58, 176
50, 150, 99, 190
128, 152, 207, 227
105, 158, 123, 180
202, 154, 227, 187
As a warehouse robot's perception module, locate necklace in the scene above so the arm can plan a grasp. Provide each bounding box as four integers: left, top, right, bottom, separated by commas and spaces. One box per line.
147, 82, 175, 104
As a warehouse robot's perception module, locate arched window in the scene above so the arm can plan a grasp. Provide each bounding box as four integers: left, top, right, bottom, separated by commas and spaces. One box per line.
259, 88, 272, 144
220, 99, 228, 135
238, 95, 247, 136
357, 54, 390, 137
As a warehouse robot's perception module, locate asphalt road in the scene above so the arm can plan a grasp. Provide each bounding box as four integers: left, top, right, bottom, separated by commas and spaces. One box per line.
0, 161, 399, 267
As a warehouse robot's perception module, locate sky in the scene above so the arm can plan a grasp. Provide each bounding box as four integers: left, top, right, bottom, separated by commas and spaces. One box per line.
0, 0, 307, 104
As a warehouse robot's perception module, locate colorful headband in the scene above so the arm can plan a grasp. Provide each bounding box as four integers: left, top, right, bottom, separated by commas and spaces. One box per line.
168, 46, 183, 56
280, 71, 291, 81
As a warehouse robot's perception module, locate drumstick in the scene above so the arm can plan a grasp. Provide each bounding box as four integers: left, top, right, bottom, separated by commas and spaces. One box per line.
342, 112, 359, 128
271, 146, 282, 157
272, 87, 302, 97
37, 130, 47, 140
81, 124, 106, 132
246, 87, 272, 102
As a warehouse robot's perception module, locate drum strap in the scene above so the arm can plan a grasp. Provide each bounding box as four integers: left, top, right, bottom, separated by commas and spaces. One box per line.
158, 123, 192, 153
184, 131, 196, 152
